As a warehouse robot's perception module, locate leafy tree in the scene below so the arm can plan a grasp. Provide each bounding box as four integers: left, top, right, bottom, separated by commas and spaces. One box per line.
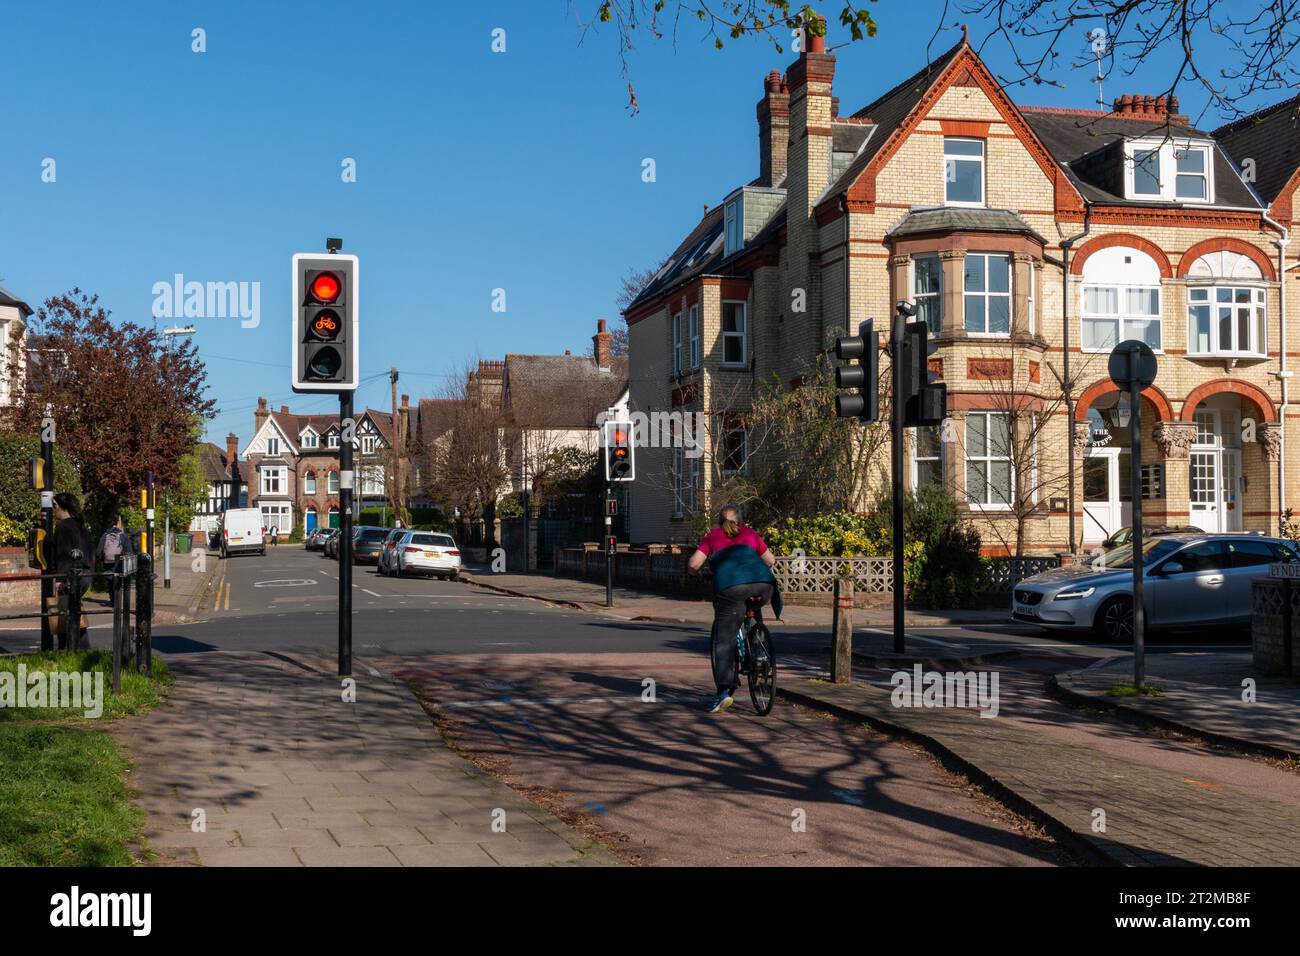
0, 432, 81, 545
5, 290, 216, 523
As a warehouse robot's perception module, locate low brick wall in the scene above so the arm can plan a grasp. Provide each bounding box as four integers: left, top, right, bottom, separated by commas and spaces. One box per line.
0, 547, 39, 609
1252, 577, 1299, 677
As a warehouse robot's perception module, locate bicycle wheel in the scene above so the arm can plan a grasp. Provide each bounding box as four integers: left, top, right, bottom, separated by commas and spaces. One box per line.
746, 621, 776, 715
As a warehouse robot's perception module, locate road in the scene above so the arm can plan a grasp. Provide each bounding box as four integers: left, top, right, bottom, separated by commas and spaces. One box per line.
3, 544, 1287, 866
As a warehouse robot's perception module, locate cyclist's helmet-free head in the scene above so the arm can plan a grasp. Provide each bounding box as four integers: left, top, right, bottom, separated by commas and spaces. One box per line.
718, 503, 743, 539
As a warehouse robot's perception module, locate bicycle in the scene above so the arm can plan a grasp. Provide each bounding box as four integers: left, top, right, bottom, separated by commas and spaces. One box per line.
736, 594, 776, 715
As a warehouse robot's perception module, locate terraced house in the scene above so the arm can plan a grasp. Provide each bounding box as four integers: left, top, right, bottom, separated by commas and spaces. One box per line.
624, 25, 1300, 555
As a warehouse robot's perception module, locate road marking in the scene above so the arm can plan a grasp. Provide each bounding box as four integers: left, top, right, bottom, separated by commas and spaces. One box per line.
359, 588, 382, 597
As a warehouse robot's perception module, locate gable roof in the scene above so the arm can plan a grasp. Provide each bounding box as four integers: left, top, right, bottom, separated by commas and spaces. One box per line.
504, 353, 629, 429
0, 285, 33, 318
1213, 95, 1300, 207
1024, 108, 1261, 208
626, 206, 726, 311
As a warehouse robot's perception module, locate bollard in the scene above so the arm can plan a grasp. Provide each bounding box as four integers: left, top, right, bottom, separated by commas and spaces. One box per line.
831, 573, 854, 683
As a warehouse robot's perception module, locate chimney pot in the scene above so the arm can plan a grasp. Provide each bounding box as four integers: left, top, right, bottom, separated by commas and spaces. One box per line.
280, 405, 289, 414
765, 70, 781, 93
805, 16, 826, 54
598, 318, 607, 333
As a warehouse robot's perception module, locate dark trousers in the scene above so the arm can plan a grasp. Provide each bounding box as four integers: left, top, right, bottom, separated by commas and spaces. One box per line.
710, 582, 773, 694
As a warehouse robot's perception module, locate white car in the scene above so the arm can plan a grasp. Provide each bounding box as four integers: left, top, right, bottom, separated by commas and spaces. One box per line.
219, 507, 265, 558
392, 531, 461, 580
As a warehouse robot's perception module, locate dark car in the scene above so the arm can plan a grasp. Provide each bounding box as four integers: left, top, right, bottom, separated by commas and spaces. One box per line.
350, 526, 390, 565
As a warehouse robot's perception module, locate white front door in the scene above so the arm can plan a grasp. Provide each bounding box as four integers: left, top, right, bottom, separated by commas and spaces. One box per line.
1083, 448, 1132, 544
1189, 450, 1219, 531
1190, 409, 1243, 533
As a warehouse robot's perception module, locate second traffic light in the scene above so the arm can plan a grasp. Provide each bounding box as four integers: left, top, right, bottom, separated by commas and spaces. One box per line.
833, 319, 879, 424
602, 420, 635, 482
292, 253, 359, 392
899, 320, 947, 428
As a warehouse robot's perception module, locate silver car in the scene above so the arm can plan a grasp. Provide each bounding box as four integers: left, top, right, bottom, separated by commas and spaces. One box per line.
1012, 533, 1300, 642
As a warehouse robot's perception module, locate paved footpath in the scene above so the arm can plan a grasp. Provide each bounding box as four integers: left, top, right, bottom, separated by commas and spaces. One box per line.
114, 650, 616, 866
785, 672, 1300, 866
1056, 652, 1300, 758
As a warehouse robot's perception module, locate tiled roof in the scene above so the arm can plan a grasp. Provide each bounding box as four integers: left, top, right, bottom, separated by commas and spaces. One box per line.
626, 206, 726, 310
197, 442, 230, 483
1213, 95, 1300, 206
886, 206, 1046, 242
504, 353, 628, 429
1024, 110, 1261, 208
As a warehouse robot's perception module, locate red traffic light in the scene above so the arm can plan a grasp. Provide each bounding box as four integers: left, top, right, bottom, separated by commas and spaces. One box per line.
614, 429, 628, 445
310, 272, 341, 303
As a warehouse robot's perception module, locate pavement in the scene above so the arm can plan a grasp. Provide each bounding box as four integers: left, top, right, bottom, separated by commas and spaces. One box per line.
459, 567, 1014, 628
1055, 652, 1300, 759
115, 648, 617, 866
783, 665, 1300, 866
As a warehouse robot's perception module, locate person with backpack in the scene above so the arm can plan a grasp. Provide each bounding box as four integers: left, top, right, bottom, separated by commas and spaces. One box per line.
52, 492, 94, 649
96, 511, 134, 608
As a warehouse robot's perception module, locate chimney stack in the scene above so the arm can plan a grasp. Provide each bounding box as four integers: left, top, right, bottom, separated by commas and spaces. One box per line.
1112, 93, 1181, 119
255, 397, 269, 434
593, 318, 613, 369
280, 405, 289, 415
226, 432, 239, 465
756, 70, 790, 186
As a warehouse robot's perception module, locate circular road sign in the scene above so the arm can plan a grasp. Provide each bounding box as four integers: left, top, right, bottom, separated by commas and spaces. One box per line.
1108, 339, 1157, 391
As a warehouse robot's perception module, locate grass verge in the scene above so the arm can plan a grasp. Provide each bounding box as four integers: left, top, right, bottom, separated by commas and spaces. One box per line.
0, 650, 173, 866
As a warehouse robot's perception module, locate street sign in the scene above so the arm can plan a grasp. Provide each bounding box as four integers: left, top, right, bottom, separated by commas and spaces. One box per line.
1108, 339, 1156, 391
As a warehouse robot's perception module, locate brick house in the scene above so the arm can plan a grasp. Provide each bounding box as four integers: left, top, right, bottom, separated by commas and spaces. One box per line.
241, 397, 407, 535
191, 433, 248, 535
624, 25, 1297, 555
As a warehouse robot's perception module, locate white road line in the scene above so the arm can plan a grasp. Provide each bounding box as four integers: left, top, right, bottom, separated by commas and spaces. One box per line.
360, 588, 382, 597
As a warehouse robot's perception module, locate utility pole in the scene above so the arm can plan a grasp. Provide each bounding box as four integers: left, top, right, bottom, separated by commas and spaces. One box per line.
160, 326, 195, 590
890, 307, 906, 655
390, 366, 402, 526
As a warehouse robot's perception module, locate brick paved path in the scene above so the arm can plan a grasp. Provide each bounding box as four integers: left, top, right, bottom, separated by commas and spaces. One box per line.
113, 651, 615, 866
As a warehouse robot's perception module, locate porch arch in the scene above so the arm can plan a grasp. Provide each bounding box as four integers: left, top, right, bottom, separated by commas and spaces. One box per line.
1180, 379, 1277, 423
1074, 378, 1174, 422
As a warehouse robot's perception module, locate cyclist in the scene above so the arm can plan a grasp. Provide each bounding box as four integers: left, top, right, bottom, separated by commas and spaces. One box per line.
687, 504, 781, 713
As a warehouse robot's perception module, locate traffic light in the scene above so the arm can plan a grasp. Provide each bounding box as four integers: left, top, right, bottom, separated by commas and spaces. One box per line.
27, 458, 43, 490
833, 319, 879, 424
899, 320, 947, 428
292, 253, 359, 392
603, 420, 635, 482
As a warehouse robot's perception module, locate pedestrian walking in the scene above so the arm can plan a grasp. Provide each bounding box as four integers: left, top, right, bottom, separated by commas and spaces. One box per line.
270, 525, 279, 546
96, 511, 135, 608
51, 492, 94, 650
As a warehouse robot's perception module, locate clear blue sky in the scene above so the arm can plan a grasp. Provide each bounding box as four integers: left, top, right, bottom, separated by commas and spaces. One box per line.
0, 1, 1249, 446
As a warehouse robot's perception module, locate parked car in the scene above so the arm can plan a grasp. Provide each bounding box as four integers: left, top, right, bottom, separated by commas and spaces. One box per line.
376, 528, 407, 575
322, 528, 341, 559
390, 530, 461, 580
350, 526, 390, 565
1101, 524, 1202, 549
218, 507, 265, 558
310, 527, 337, 553
1012, 533, 1300, 641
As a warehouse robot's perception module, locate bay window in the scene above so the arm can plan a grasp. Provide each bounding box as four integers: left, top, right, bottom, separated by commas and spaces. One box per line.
965, 412, 1012, 508
964, 254, 1011, 335
1188, 286, 1266, 356
914, 255, 942, 333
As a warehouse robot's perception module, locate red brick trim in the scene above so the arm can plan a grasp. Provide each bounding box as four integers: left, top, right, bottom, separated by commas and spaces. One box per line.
1057, 207, 1265, 230
937, 119, 991, 138
1074, 378, 1174, 421
1269, 168, 1300, 225
1070, 233, 1173, 278
1180, 378, 1277, 423
1176, 237, 1277, 281
967, 357, 1012, 380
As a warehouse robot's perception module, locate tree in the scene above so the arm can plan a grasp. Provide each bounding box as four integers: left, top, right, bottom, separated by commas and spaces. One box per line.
0, 432, 80, 545
4, 289, 216, 522
960, 0, 1300, 123
611, 259, 667, 356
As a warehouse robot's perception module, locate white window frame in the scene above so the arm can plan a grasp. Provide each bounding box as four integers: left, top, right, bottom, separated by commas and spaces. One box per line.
361, 435, 377, 454
301, 431, 317, 449
672, 312, 683, 375
303, 470, 317, 495
689, 305, 701, 369
1187, 284, 1267, 357
943, 137, 985, 207
260, 503, 291, 533
965, 411, 1013, 510
963, 253, 1012, 336
327, 470, 339, 493
912, 255, 942, 334
721, 300, 747, 367
1027, 262, 1036, 335
1081, 283, 1163, 353
265, 436, 279, 456
911, 426, 944, 489
721, 428, 748, 477
327, 433, 339, 449
1123, 138, 1215, 204
724, 196, 743, 256
259, 465, 286, 496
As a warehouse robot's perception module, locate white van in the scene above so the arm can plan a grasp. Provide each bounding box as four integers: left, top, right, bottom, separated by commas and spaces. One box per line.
219, 507, 265, 558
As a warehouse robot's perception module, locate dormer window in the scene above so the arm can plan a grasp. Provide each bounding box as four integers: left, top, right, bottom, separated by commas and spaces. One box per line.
1123, 139, 1214, 203
301, 431, 317, 449
944, 138, 985, 206
724, 197, 743, 256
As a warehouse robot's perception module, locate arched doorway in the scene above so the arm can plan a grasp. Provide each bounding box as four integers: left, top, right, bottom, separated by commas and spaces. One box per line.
328, 506, 340, 529
304, 506, 318, 534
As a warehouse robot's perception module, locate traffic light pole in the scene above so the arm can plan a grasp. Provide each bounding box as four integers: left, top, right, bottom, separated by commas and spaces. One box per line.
339, 390, 354, 677
605, 477, 613, 608
39, 416, 55, 653
890, 308, 906, 655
